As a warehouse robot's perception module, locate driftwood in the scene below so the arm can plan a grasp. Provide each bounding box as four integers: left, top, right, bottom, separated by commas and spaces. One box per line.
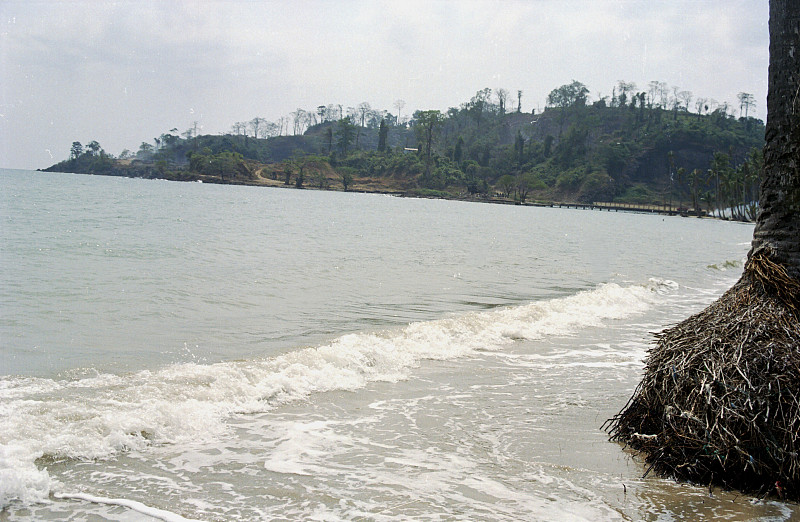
604, 252, 800, 500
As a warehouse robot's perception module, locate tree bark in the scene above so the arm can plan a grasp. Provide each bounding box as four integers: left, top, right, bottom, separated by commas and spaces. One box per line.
605, 1, 800, 499
749, 0, 800, 279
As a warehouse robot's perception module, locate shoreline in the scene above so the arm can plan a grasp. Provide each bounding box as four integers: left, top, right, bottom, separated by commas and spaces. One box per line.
180, 173, 744, 221
32, 166, 749, 221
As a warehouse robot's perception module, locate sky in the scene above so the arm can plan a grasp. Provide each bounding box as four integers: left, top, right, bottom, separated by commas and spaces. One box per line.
1, 0, 769, 170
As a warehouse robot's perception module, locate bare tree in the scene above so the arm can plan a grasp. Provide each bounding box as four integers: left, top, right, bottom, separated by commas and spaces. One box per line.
647, 81, 660, 107
291, 109, 308, 135
249, 117, 266, 139
718, 101, 731, 118
357, 102, 371, 128
366, 109, 387, 129
738, 92, 757, 118
678, 90, 693, 112
230, 122, 245, 138
616, 81, 636, 107
694, 97, 707, 116
394, 99, 406, 125
277, 116, 288, 136
495, 88, 509, 114
261, 121, 279, 139
657, 81, 669, 107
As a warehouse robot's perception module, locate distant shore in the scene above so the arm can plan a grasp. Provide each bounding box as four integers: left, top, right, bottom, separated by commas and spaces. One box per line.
32, 163, 752, 221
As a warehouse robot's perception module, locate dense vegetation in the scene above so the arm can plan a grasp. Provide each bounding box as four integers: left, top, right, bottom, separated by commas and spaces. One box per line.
45, 81, 765, 219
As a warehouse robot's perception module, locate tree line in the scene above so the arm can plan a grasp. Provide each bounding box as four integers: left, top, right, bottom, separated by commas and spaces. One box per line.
49, 80, 764, 218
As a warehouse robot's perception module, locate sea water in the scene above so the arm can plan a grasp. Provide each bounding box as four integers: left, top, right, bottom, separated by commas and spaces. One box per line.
0, 169, 795, 520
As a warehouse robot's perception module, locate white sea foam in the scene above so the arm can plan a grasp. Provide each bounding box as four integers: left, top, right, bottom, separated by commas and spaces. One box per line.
54, 492, 204, 522
0, 279, 673, 508
0, 444, 53, 506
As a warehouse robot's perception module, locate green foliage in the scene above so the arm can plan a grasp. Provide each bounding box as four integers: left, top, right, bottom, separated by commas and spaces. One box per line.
414, 109, 445, 176
187, 149, 247, 181
454, 136, 464, 165
70, 141, 83, 160
406, 188, 453, 199
377, 119, 388, 152
48, 82, 765, 211
517, 171, 546, 202
336, 117, 357, 155
340, 168, 354, 191
596, 141, 629, 174
555, 166, 586, 192
425, 157, 463, 190
46, 141, 115, 174
577, 167, 615, 203
542, 135, 554, 158
617, 184, 659, 204
552, 124, 589, 168
547, 80, 589, 109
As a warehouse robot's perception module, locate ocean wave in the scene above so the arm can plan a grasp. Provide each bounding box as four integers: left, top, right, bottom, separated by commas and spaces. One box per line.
0, 279, 674, 508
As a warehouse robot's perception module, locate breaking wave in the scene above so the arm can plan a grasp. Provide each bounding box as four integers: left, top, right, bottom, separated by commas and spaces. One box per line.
0, 279, 676, 508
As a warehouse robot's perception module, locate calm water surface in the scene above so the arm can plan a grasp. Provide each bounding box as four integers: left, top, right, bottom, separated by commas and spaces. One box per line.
1, 170, 794, 520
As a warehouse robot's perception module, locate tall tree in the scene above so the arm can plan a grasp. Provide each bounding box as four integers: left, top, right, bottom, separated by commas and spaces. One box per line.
496, 174, 515, 198
710, 151, 732, 217
70, 141, 83, 160
377, 119, 388, 152
616, 80, 636, 107
335, 117, 356, 155
738, 92, 756, 119
516, 172, 544, 203
454, 136, 464, 166
750, 2, 799, 277
277, 116, 288, 136
514, 131, 525, 165
414, 110, 444, 178
495, 88, 509, 114
547, 80, 589, 109
340, 170, 353, 192
326, 126, 333, 154
547, 80, 588, 135
678, 90, 693, 112
249, 117, 266, 139
86, 140, 101, 156
607, 0, 800, 498
393, 99, 405, 125
687, 168, 703, 215
291, 109, 308, 136
356, 102, 371, 147
137, 142, 153, 158
465, 88, 494, 128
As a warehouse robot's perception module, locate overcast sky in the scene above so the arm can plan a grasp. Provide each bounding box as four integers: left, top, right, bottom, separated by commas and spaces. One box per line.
1, 0, 768, 170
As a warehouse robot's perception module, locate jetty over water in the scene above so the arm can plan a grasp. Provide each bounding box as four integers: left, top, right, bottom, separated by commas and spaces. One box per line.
528, 201, 704, 217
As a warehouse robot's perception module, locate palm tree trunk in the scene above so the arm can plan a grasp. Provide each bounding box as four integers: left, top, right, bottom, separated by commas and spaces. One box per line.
749, 0, 800, 279
605, 0, 800, 499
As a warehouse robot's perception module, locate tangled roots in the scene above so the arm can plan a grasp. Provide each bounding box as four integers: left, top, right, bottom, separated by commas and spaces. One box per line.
605, 252, 800, 500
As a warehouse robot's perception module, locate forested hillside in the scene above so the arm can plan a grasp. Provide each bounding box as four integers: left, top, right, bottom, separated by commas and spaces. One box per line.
45, 81, 764, 219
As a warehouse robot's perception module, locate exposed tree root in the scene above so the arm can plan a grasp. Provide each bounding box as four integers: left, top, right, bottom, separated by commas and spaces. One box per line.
604, 252, 800, 500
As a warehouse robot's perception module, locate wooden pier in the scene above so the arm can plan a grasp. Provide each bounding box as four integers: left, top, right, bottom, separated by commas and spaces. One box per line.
527, 201, 705, 217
